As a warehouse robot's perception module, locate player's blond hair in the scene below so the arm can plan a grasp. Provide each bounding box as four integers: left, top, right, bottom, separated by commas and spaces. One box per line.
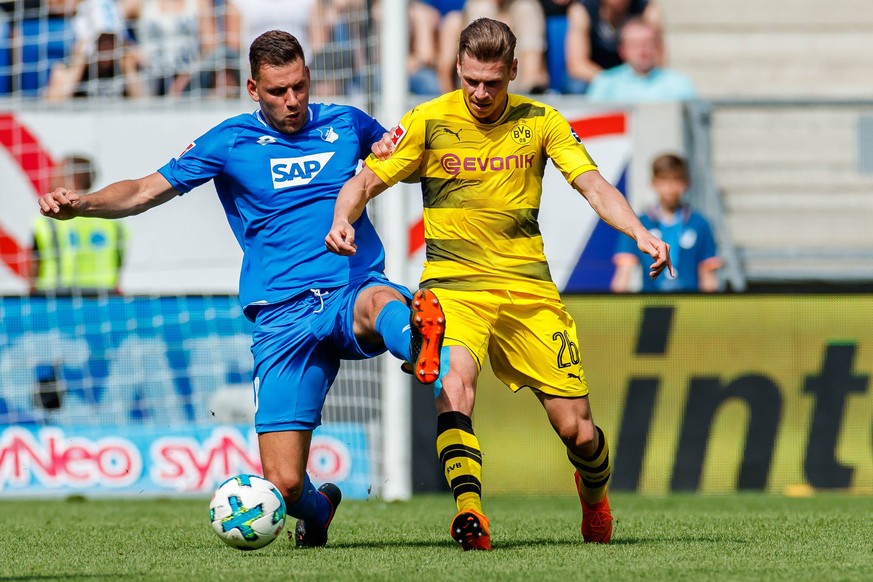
458, 18, 516, 68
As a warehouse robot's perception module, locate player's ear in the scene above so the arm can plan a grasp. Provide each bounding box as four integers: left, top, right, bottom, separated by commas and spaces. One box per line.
509, 58, 518, 82
246, 77, 259, 101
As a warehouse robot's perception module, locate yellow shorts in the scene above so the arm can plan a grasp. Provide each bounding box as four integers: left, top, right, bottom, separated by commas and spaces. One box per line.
432, 288, 589, 397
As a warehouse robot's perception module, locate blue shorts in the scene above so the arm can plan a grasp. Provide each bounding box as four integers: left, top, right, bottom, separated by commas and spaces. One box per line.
251, 275, 411, 433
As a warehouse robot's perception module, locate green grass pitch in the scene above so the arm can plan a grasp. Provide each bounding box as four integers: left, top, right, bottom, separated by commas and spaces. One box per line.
2, 493, 872, 581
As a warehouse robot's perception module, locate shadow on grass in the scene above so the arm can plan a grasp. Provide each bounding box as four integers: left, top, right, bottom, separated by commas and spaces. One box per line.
0, 577, 111, 581
329, 535, 750, 550
608, 536, 749, 546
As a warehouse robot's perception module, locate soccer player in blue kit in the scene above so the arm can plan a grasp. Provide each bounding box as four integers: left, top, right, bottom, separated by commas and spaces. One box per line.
36, 30, 446, 548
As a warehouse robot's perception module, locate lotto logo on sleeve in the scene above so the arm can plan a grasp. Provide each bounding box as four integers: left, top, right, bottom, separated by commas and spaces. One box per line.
389, 124, 406, 146
270, 152, 335, 188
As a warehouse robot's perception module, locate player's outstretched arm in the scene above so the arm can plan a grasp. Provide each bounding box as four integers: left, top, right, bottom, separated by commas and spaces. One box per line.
326, 166, 390, 256
38, 172, 180, 221
573, 169, 675, 280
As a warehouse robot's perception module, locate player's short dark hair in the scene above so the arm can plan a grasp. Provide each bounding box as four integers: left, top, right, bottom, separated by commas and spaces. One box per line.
652, 153, 689, 180
62, 155, 96, 192
249, 30, 306, 79
459, 18, 516, 68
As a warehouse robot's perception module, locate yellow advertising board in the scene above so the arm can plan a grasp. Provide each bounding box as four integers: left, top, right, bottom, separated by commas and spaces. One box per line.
473, 295, 873, 495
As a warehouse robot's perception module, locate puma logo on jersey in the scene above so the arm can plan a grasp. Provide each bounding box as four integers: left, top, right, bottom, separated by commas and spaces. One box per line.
271, 153, 335, 188
442, 127, 463, 141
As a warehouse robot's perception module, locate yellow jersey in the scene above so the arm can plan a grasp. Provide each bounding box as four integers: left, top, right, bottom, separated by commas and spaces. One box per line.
366, 90, 597, 299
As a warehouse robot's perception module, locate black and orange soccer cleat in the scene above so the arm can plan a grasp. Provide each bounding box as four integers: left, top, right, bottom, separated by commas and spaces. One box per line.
293, 483, 342, 548
409, 289, 445, 384
575, 471, 613, 544
450, 509, 491, 551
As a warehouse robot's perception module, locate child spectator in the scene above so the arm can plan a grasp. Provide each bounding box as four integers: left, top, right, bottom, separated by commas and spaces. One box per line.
612, 153, 721, 292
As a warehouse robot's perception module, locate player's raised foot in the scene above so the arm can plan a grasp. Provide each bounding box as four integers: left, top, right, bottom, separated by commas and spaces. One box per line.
409, 289, 445, 384
576, 471, 613, 543
293, 483, 342, 548
450, 509, 491, 551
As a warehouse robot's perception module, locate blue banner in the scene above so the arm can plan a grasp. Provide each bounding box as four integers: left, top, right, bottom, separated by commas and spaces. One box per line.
0, 423, 373, 498
0, 296, 377, 499
0, 296, 253, 426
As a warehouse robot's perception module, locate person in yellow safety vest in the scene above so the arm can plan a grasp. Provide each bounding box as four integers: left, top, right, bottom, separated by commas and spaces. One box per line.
30, 155, 128, 295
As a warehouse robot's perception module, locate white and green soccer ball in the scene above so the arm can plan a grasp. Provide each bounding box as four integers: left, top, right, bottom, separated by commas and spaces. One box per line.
209, 474, 287, 550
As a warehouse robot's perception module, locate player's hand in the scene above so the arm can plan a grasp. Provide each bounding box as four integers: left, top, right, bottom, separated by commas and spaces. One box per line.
38, 188, 82, 220
370, 130, 396, 161
325, 220, 358, 256
638, 231, 675, 280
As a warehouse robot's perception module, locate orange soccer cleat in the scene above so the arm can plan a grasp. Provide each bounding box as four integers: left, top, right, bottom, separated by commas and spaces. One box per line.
450, 509, 491, 551
409, 289, 445, 384
575, 471, 613, 543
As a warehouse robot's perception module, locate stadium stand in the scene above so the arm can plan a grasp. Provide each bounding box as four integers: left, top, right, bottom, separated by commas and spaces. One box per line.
661, 0, 873, 288
13, 3, 76, 97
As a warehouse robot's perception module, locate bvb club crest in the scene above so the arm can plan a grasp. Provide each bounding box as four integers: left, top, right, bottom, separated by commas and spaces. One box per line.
510, 121, 533, 145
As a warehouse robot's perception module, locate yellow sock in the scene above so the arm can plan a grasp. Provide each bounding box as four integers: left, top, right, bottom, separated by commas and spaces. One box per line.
436, 412, 483, 514
568, 425, 611, 504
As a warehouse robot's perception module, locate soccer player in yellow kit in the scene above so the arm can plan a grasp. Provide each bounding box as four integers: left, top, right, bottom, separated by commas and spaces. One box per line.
326, 18, 673, 550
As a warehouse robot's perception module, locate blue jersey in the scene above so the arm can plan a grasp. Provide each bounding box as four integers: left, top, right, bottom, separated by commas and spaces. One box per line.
158, 104, 387, 316
617, 205, 718, 292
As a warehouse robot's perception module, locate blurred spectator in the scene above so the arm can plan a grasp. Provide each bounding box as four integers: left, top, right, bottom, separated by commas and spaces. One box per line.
120, 0, 216, 96
611, 153, 720, 293
3, 0, 78, 96
225, 0, 317, 60
309, 0, 373, 96
438, 0, 549, 93
564, 0, 660, 94
201, 0, 240, 97
0, 9, 10, 94
30, 155, 128, 295
44, 0, 144, 100
408, 0, 465, 95
227, 0, 368, 96
538, 0, 573, 93
586, 18, 695, 102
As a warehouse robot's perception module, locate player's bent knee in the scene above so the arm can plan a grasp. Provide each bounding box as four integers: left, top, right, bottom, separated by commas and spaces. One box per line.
573, 421, 599, 451
555, 419, 596, 450
369, 287, 405, 309
264, 472, 306, 503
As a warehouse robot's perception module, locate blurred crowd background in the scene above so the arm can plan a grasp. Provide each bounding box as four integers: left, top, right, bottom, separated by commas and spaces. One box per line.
2, 0, 873, 292
3, 0, 869, 102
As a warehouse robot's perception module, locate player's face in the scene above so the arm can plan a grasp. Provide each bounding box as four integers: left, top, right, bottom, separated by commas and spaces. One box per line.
247, 59, 311, 134
457, 55, 517, 124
